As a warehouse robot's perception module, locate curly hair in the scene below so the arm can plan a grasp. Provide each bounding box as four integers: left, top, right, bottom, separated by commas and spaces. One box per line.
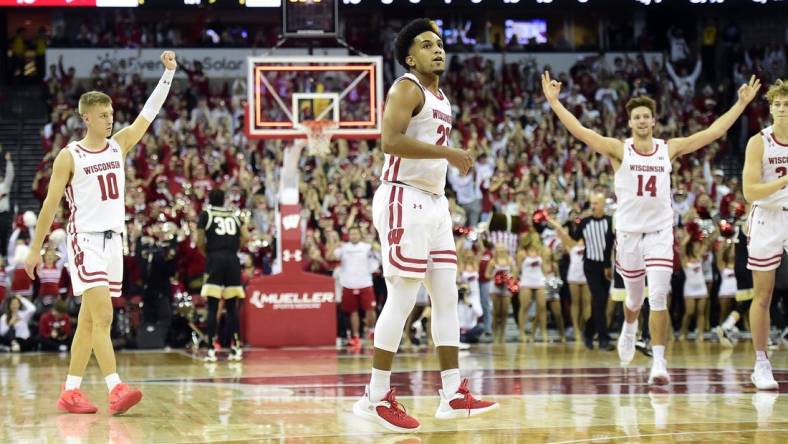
625, 96, 657, 118
766, 79, 788, 103
394, 18, 440, 70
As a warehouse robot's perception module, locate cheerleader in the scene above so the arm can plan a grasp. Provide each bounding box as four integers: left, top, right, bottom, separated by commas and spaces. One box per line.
566, 241, 591, 342
544, 244, 567, 343
716, 241, 737, 330
484, 243, 517, 343
458, 249, 483, 344
37, 248, 63, 309
716, 208, 754, 347
517, 230, 564, 343
680, 238, 708, 341
0, 256, 7, 304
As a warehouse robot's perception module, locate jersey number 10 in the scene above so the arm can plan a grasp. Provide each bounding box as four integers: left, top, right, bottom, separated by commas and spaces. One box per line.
636, 174, 657, 197
97, 173, 119, 201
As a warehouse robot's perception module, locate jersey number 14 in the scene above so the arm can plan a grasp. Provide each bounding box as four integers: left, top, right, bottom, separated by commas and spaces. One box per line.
636, 174, 657, 197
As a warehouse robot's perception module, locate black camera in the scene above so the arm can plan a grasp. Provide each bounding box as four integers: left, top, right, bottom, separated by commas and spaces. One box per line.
457, 284, 469, 302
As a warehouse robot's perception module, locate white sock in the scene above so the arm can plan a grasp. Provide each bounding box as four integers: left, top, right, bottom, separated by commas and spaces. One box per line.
721, 313, 737, 331
623, 320, 638, 335
369, 368, 391, 402
65, 375, 82, 391
440, 369, 461, 397
653, 345, 665, 361
755, 350, 769, 364
105, 373, 121, 392
653, 402, 668, 430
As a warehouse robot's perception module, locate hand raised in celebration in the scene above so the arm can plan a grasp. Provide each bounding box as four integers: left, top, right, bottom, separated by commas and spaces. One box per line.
737, 75, 761, 105
541, 71, 562, 104
161, 51, 177, 71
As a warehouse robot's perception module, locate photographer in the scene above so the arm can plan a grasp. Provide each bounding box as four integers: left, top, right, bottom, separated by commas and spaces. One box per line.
458, 250, 484, 344
136, 222, 177, 328
0, 294, 35, 352
37, 299, 73, 352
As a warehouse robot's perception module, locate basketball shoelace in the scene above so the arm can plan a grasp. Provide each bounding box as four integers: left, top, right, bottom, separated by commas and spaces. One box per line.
381, 389, 408, 419
66, 389, 89, 405
455, 378, 477, 415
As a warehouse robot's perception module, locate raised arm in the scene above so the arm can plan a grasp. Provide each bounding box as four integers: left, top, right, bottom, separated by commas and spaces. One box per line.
382, 79, 472, 174
2, 152, 13, 190
668, 75, 761, 159
688, 58, 702, 84
665, 59, 681, 87
24, 149, 73, 279
742, 134, 788, 202
547, 217, 577, 249
113, 51, 177, 155
541, 71, 623, 161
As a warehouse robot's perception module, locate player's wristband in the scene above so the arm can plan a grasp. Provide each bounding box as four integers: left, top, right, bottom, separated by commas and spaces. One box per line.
140, 69, 175, 122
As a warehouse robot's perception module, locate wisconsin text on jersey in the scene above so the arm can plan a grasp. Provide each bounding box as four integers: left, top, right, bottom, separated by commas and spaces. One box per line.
629, 164, 666, 172
432, 109, 453, 124
82, 161, 122, 175
766, 156, 788, 165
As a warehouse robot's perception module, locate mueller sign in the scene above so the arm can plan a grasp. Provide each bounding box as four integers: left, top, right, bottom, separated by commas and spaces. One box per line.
249, 290, 334, 310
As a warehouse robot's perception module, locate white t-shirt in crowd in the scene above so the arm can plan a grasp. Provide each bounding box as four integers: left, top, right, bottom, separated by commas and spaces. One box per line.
334, 242, 379, 289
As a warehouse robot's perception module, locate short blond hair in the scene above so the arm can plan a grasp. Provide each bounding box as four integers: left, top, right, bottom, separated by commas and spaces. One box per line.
766, 79, 788, 103
78, 91, 112, 115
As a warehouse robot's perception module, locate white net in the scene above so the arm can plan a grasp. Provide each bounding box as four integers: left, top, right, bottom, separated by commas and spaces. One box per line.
299, 120, 338, 157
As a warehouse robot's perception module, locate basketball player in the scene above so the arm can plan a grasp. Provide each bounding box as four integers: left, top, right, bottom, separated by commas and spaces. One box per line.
352, 19, 497, 432
543, 71, 761, 385
741, 79, 788, 390
24, 51, 177, 414
197, 189, 249, 362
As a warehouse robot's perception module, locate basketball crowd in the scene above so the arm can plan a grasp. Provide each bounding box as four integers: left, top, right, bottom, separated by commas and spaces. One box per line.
1, 28, 786, 353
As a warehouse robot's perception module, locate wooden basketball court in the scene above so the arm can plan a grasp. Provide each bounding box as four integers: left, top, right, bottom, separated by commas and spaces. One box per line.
1, 342, 787, 443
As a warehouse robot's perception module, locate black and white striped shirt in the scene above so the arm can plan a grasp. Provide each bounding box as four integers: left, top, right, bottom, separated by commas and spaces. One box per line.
573, 215, 613, 263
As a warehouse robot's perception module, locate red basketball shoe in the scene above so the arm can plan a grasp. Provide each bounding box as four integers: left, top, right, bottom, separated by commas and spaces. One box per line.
347, 336, 362, 351
108, 383, 143, 415
56, 387, 98, 414
435, 378, 498, 419
353, 385, 421, 432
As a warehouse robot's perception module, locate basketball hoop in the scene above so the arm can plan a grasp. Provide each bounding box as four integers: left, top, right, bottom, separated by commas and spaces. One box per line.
299, 120, 338, 157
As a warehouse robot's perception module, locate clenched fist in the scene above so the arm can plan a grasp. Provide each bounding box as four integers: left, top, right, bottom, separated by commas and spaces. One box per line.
161, 51, 177, 71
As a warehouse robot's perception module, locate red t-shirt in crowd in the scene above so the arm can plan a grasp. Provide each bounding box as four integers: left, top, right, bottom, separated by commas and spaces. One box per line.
39, 311, 73, 339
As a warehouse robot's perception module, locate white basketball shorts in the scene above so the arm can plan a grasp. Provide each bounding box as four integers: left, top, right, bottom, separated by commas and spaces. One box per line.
615, 228, 674, 280
67, 232, 123, 297
747, 205, 788, 271
373, 182, 457, 280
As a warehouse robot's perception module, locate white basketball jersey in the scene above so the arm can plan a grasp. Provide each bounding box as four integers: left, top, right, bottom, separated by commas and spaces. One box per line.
753, 126, 788, 208
614, 138, 673, 233
65, 139, 126, 234
380, 73, 453, 195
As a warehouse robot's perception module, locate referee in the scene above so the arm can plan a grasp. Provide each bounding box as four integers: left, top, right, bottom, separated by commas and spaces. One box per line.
550, 193, 614, 350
